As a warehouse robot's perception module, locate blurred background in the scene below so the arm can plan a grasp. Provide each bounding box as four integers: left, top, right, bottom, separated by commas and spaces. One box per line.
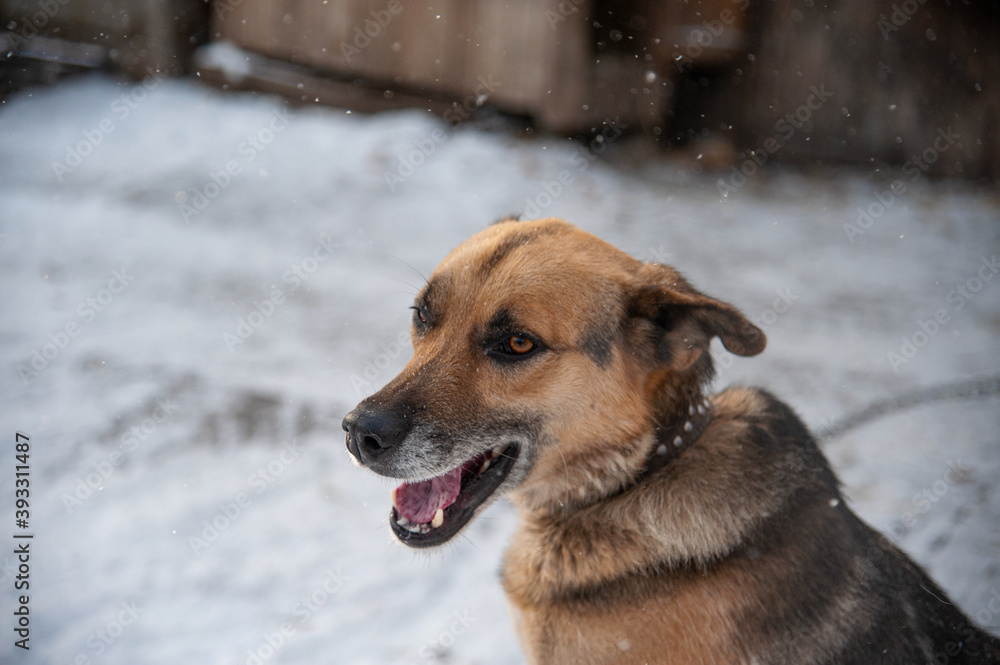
4, 0, 1000, 177
0, 1, 998, 664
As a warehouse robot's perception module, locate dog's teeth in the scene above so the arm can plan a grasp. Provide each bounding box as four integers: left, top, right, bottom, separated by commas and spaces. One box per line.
492, 444, 507, 457
431, 508, 444, 528
689, 405, 696, 416
391, 488, 398, 508
479, 458, 492, 473
397, 516, 424, 534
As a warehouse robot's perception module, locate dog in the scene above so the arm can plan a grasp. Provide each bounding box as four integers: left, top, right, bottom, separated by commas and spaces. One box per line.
343, 218, 1000, 664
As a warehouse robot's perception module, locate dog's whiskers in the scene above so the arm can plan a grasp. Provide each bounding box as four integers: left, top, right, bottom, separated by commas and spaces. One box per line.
391, 256, 430, 288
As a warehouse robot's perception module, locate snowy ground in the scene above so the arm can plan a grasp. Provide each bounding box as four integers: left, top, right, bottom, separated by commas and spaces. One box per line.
0, 74, 998, 665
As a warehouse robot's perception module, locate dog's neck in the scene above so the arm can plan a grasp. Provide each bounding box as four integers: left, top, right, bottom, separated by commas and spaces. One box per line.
639, 395, 715, 481
505, 389, 771, 609
510, 381, 716, 519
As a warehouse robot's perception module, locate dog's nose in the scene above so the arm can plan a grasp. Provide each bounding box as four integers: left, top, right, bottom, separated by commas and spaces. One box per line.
342, 407, 408, 465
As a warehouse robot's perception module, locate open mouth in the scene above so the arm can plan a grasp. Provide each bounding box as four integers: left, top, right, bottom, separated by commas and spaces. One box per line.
390, 444, 519, 548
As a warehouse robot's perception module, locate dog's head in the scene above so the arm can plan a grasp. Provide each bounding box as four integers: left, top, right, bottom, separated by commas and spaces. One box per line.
342, 218, 764, 547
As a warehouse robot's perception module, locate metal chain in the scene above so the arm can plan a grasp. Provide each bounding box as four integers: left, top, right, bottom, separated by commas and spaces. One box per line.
819, 375, 1000, 442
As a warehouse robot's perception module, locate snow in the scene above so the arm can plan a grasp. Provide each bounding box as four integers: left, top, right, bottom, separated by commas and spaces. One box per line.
195, 41, 254, 84
0, 73, 998, 664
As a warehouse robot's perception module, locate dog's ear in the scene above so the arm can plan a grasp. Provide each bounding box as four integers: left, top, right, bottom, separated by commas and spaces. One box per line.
627, 263, 765, 371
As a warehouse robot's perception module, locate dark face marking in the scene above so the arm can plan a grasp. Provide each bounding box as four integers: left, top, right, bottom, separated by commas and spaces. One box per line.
480, 225, 564, 278
482, 307, 522, 347
482, 233, 534, 277
578, 321, 615, 368
577, 290, 624, 369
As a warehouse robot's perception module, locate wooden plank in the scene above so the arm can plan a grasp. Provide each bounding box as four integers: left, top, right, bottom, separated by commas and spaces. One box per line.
532, 4, 593, 131
1, 0, 207, 76
196, 42, 453, 115
741, 0, 999, 179
211, 0, 620, 132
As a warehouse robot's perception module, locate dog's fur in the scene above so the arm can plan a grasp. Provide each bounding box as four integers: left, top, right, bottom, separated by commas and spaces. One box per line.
344, 218, 1000, 664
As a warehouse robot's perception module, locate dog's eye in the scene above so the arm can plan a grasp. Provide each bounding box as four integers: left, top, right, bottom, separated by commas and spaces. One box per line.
410, 305, 429, 327
494, 335, 538, 358
507, 336, 534, 354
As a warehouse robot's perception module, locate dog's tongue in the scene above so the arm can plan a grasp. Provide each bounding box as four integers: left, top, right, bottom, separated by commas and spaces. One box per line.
393, 467, 462, 524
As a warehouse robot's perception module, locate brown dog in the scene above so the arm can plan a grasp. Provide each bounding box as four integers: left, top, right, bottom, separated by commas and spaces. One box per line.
343, 218, 999, 664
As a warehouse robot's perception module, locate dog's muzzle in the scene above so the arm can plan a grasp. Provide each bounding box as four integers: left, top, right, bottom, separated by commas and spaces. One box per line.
342, 403, 524, 548
342, 407, 408, 468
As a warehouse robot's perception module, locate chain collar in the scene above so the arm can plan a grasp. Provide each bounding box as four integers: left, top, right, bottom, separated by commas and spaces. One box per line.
636, 396, 715, 483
